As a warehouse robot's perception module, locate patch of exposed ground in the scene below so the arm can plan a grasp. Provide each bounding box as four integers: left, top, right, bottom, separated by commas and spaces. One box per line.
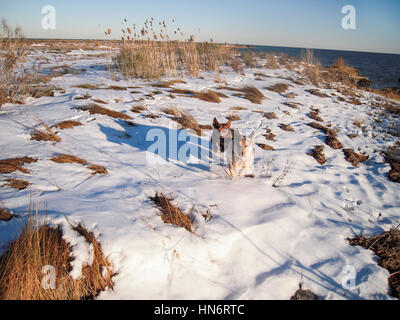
149, 193, 193, 233
349, 227, 400, 299
343, 149, 368, 167
307, 145, 327, 165
77, 104, 132, 120
0, 157, 38, 174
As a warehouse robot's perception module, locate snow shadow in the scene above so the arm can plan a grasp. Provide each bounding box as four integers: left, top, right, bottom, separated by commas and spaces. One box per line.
98, 120, 213, 173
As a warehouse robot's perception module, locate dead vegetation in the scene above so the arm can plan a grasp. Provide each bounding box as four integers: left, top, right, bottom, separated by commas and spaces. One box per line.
151, 80, 186, 88
257, 144, 275, 151
326, 135, 343, 150
279, 123, 295, 132
307, 145, 327, 165
266, 83, 290, 94
131, 105, 147, 113
4, 178, 30, 190
52, 120, 83, 130
219, 86, 266, 104
0, 217, 114, 300
384, 147, 400, 183
306, 122, 337, 137
349, 226, 400, 299
264, 129, 276, 141
172, 109, 202, 136
308, 109, 323, 122
30, 121, 61, 142
150, 193, 193, 233
343, 149, 368, 167
227, 114, 241, 122
264, 112, 278, 120
195, 90, 222, 103
73, 84, 101, 90
0, 208, 14, 221
77, 103, 132, 120
0, 20, 51, 106
264, 52, 278, 69
283, 102, 301, 110
0, 157, 37, 174
50, 154, 108, 175
290, 284, 319, 300
306, 89, 329, 98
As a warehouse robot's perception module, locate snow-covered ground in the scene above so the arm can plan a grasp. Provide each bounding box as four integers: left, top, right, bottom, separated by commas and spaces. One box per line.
0, 47, 399, 300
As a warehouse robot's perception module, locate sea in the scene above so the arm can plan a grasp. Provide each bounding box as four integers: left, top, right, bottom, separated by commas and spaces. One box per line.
240, 45, 400, 90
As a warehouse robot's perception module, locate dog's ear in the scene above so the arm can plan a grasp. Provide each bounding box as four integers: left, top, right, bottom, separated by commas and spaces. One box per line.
213, 117, 220, 128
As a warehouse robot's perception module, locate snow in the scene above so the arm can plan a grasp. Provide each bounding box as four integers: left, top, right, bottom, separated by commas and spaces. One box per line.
0, 48, 399, 300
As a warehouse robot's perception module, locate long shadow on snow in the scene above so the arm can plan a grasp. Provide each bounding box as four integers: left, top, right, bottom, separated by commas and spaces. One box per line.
98, 120, 212, 173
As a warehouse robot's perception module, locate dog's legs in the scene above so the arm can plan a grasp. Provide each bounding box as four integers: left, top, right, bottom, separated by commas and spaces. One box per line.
229, 164, 237, 178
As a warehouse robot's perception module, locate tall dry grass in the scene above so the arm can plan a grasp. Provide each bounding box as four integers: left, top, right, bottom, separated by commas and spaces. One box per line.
0, 214, 114, 300
0, 20, 53, 106
114, 18, 234, 80
300, 49, 321, 86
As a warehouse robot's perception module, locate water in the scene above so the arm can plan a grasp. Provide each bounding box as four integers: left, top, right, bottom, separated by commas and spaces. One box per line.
241, 45, 400, 90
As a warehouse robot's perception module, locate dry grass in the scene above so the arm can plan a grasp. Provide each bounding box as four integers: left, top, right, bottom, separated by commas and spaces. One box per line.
349, 227, 400, 299
308, 109, 323, 122
74, 94, 91, 100
150, 193, 193, 232
52, 120, 83, 130
266, 83, 290, 94
115, 18, 233, 80
151, 80, 186, 88
0, 217, 114, 300
264, 52, 278, 69
306, 89, 329, 98
73, 84, 101, 90
161, 105, 182, 117
104, 85, 128, 91
218, 85, 266, 104
385, 147, 400, 183
0, 208, 14, 221
283, 102, 301, 110
230, 106, 247, 111
172, 109, 202, 136
257, 144, 275, 151
92, 99, 108, 104
0, 157, 37, 174
264, 129, 276, 141
240, 51, 255, 68
4, 178, 30, 190
307, 145, 326, 165
326, 135, 343, 150
0, 20, 47, 107
131, 105, 147, 113
343, 149, 368, 166
241, 86, 265, 104
77, 103, 132, 120
306, 122, 337, 137
195, 90, 222, 103
30, 121, 61, 142
279, 123, 295, 132
263, 112, 277, 120
169, 88, 195, 95
227, 114, 241, 122
50, 154, 108, 175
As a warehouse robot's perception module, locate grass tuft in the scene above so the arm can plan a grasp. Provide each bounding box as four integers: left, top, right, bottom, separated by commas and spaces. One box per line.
150, 193, 193, 233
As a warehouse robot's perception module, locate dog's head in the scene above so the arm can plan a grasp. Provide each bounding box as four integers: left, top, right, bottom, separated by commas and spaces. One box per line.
213, 118, 232, 139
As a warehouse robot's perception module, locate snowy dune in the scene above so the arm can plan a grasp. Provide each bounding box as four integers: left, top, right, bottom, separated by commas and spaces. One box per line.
0, 47, 399, 300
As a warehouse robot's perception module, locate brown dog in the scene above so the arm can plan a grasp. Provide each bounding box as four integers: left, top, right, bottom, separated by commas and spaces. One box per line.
211, 117, 257, 177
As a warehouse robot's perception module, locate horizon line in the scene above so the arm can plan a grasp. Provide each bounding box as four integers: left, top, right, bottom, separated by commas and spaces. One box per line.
23, 38, 400, 56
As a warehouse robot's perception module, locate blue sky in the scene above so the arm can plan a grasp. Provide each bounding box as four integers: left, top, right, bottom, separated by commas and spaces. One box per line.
1, 0, 399, 54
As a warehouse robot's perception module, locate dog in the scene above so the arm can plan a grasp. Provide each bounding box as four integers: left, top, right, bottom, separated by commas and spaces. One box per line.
211, 117, 262, 178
